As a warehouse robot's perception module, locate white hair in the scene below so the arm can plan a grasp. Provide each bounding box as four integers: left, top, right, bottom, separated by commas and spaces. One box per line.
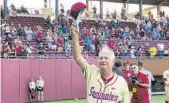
99, 45, 115, 59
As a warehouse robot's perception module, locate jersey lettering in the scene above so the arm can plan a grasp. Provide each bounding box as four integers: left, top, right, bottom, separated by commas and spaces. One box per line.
89, 87, 118, 101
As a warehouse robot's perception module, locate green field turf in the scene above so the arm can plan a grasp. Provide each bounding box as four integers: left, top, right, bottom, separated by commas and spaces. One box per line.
45, 95, 165, 103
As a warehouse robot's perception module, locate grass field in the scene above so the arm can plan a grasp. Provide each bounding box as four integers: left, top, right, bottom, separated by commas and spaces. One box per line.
45, 95, 165, 103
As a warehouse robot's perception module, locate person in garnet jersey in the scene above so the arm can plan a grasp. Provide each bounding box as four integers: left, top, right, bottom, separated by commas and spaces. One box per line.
37, 31, 43, 44
57, 35, 63, 52
121, 61, 134, 98
130, 64, 150, 103
15, 42, 22, 57
2, 42, 11, 58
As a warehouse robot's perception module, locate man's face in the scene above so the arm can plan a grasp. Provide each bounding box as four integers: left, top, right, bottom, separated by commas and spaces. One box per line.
131, 65, 139, 74
98, 51, 114, 71
124, 64, 130, 70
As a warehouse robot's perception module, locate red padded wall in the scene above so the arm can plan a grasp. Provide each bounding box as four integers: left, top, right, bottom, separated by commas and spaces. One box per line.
39, 60, 56, 100
2, 59, 20, 103
55, 60, 72, 100
19, 60, 31, 102
71, 60, 86, 99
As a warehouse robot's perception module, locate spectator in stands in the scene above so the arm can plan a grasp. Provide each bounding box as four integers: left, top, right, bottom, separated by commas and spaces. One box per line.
15, 42, 22, 58
58, 7, 66, 25
60, 24, 68, 39
124, 26, 130, 38
36, 76, 44, 101
94, 35, 101, 56
1, 6, 4, 19
10, 4, 17, 16
112, 9, 117, 19
37, 43, 45, 59
46, 29, 53, 50
129, 46, 136, 59
46, 15, 52, 28
116, 20, 121, 28
149, 44, 157, 57
11, 24, 17, 36
166, 29, 169, 40
17, 24, 24, 37
79, 36, 84, 52
121, 7, 126, 20
51, 34, 57, 51
157, 41, 164, 56
24, 26, 33, 41
152, 29, 159, 40
20, 5, 29, 14
25, 44, 32, 56
57, 35, 63, 52
37, 30, 43, 44
92, 6, 97, 18
83, 35, 90, 51
5, 34, 13, 50
5, 24, 11, 35
2, 42, 11, 58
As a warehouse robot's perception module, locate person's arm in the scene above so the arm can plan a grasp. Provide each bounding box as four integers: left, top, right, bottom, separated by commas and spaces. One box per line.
135, 75, 150, 88
71, 27, 89, 72
138, 83, 150, 88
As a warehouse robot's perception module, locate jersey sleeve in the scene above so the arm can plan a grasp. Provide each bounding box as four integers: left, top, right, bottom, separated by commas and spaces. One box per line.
163, 71, 168, 83
143, 74, 149, 84
120, 78, 130, 103
83, 64, 99, 83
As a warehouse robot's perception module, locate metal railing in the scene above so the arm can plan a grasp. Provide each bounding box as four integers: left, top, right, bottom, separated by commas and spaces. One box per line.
1, 55, 169, 59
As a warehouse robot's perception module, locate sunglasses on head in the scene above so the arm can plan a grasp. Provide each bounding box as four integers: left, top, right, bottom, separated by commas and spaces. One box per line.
131, 67, 137, 69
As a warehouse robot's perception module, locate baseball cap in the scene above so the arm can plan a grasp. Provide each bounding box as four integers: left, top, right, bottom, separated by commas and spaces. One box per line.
114, 61, 122, 68
123, 61, 130, 66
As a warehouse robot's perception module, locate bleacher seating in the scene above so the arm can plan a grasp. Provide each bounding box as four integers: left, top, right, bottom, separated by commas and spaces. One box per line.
1, 16, 169, 59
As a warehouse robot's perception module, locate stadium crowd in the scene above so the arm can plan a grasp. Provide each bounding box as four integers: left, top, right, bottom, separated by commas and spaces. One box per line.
1, 5, 169, 59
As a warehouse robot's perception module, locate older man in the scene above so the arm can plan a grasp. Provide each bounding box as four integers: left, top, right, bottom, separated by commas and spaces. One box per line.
163, 63, 169, 103
71, 26, 130, 103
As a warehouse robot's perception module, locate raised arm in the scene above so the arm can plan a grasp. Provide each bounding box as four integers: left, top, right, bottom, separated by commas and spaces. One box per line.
71, 27, 89, 72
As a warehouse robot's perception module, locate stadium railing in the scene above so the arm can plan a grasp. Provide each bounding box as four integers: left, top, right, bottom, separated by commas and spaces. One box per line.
1, 55, 169, 59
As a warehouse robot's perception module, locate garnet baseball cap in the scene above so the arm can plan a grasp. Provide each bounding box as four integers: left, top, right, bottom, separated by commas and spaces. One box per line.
123, 61, 130, 66
70, 2, 86, 21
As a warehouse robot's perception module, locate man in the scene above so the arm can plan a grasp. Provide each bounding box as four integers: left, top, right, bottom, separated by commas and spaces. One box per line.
71, 26, 130, 103
36, 76, 44, 101
138, 61, 155, 103
121, 61, 134, 98
113, 61, 123, 76
29, 78, 36, 101
162, 63, 169, 103
130, 64, 150, 103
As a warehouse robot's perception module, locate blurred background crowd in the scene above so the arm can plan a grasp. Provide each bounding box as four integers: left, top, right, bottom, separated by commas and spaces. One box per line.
1, 3, 169, 59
